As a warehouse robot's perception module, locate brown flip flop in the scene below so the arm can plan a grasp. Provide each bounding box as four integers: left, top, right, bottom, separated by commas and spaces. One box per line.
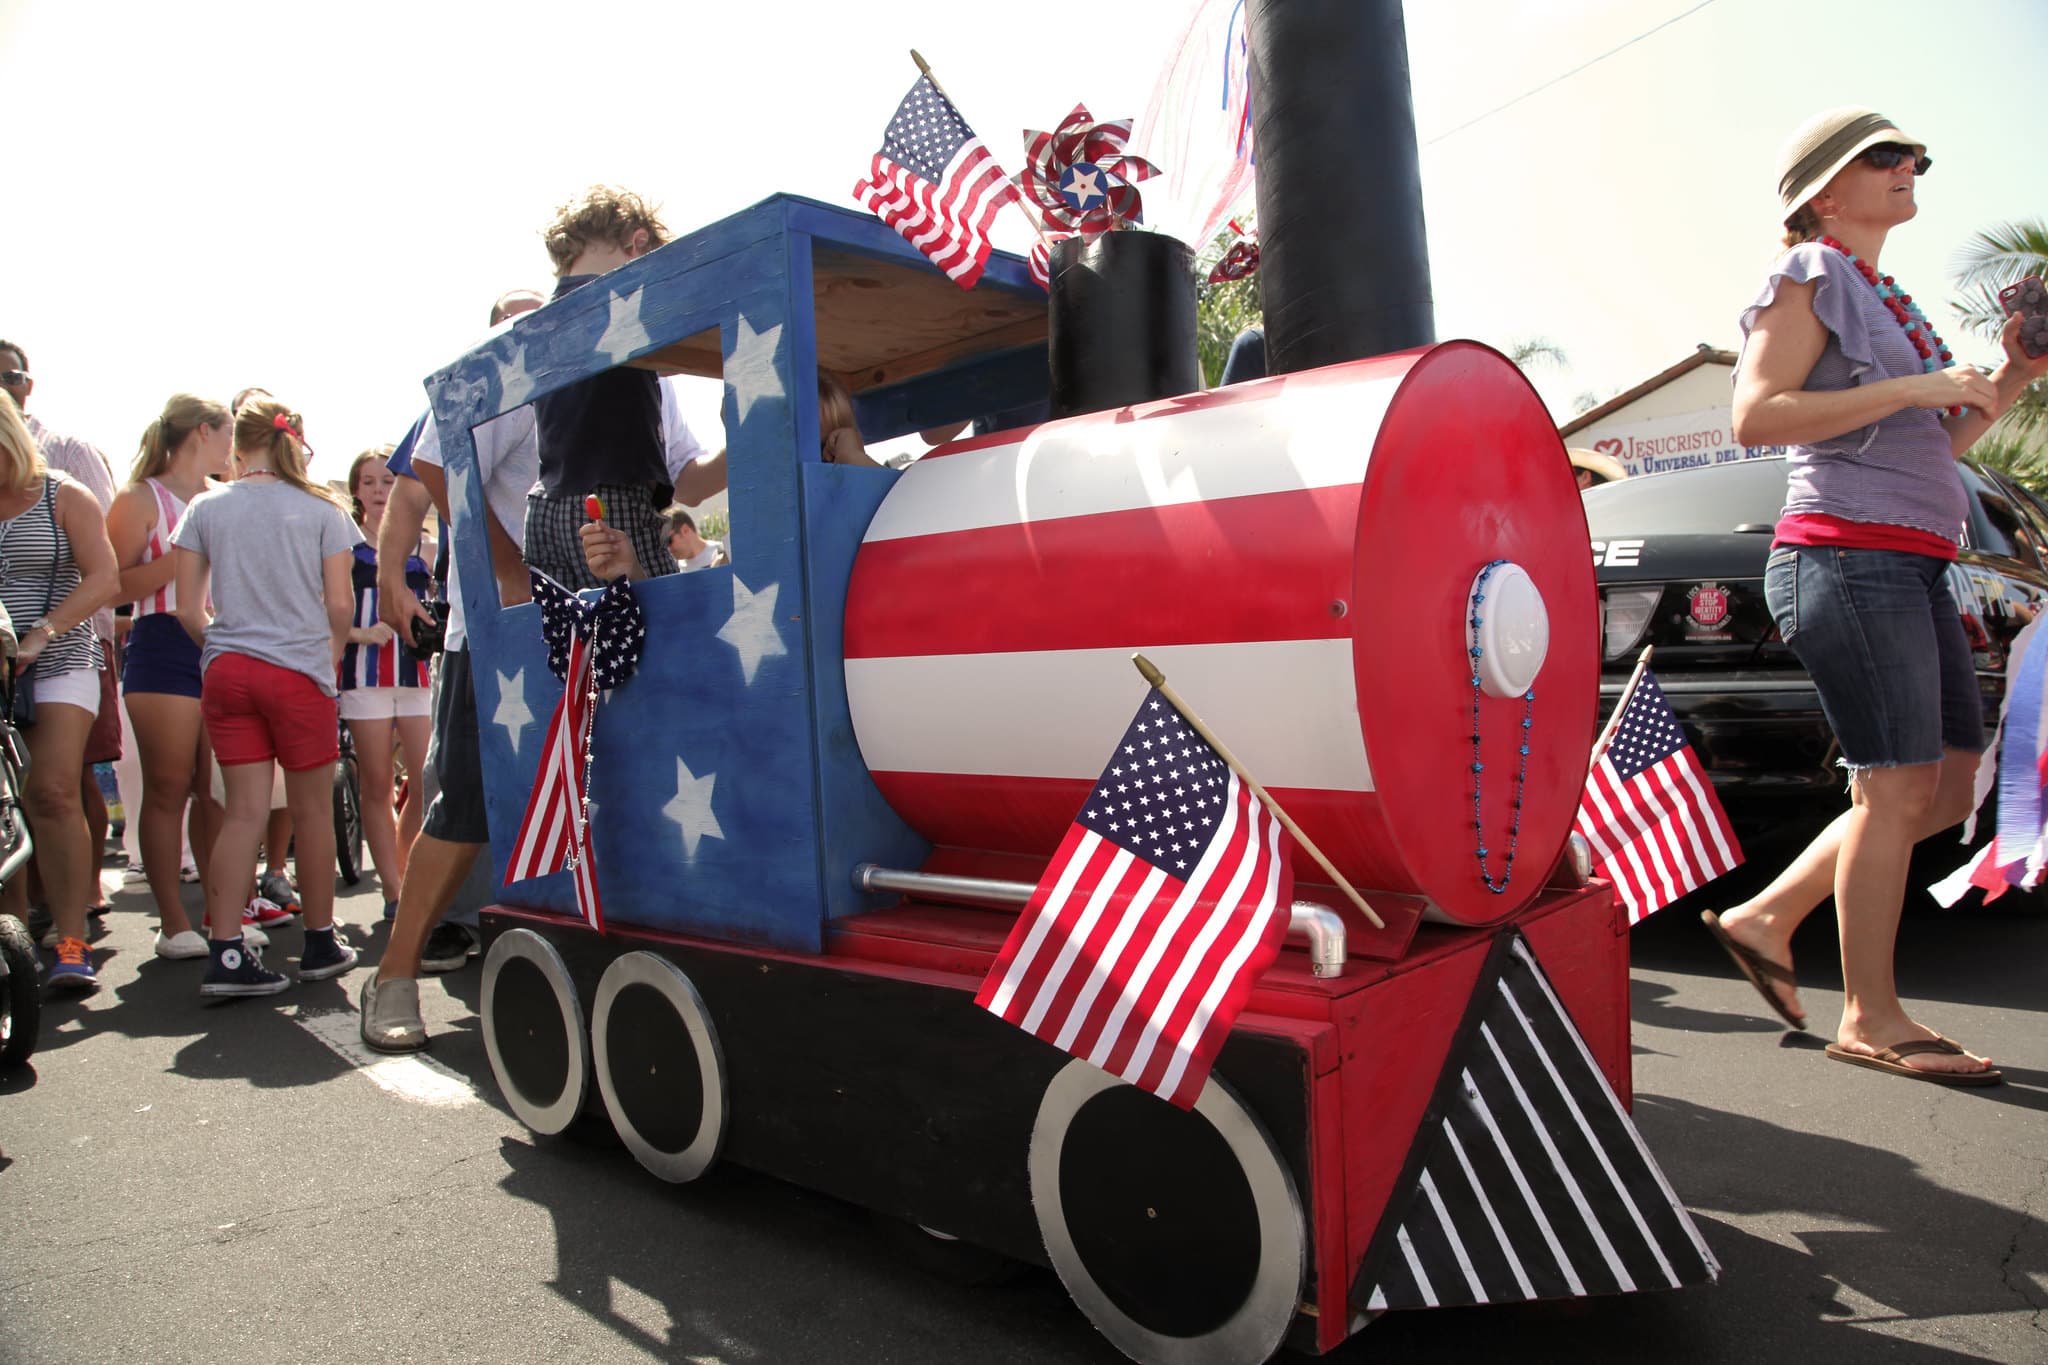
1700, 910, 1806, 1030
1824, 1036, 2002, 1087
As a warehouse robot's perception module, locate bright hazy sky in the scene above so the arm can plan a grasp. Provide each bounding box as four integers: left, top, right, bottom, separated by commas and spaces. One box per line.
4, 0, 2044, 482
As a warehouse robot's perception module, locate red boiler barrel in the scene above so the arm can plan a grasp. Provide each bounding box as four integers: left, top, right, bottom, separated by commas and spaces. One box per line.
843, 342, 1597, 925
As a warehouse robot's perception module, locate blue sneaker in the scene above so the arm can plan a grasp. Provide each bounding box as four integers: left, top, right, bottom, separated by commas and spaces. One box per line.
200, 938, 289, 998
299, 929, 358, 982
46, 936, 98, 994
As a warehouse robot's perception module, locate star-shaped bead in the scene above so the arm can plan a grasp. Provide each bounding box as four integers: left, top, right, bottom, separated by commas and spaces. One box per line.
493, 668, 534, 756
662, 755, 724, 859
717, 576, 787, 685
596, 286, 652, 364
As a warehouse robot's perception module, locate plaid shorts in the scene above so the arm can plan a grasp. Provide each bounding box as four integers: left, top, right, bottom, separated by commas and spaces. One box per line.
523, 482, 679, 591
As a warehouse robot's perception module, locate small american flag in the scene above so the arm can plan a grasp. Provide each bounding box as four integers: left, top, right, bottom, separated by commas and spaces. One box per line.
853, 74, 1020, 289
975, 688, 1294, 1109
1575, 671, 1741, 924
506, 635, 606, 933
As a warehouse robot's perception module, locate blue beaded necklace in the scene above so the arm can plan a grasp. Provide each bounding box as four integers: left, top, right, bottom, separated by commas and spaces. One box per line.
1467, 559, 1535, 894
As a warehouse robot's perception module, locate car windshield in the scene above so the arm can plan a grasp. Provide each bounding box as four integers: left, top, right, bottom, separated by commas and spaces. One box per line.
1582, 458, 1789, 537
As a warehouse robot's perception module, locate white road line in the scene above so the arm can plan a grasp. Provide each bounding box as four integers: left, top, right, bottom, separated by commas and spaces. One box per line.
293, 1006, 478, 1108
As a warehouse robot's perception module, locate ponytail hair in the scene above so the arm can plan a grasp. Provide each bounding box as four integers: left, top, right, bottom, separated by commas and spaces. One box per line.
131, 393, 230, 485
232, 398, 346, 510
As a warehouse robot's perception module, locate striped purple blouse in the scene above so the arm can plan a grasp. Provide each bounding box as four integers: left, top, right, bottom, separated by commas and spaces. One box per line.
1737, 242, 1967, 541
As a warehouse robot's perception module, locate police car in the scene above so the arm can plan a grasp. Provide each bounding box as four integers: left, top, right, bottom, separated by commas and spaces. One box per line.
1585, 456, 2048, 838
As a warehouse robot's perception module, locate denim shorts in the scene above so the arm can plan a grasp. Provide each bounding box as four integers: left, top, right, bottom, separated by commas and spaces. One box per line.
1764, 545, 1984, 771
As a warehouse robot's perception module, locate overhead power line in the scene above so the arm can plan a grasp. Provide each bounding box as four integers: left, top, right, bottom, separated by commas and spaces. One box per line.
1422, 0, 1721, 147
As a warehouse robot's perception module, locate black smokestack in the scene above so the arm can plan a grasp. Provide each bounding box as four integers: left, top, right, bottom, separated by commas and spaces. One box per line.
1046, 232, 1202, 420
1248, 0, 1435, 372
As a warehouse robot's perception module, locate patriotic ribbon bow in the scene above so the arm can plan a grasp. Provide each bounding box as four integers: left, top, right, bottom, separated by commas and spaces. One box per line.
532, 571, 647, 688
1015, 103, 1158, 236
505, 571, 649, 934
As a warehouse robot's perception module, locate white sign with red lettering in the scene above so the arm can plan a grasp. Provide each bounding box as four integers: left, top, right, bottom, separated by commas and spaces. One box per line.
1585, 406, 1786, 478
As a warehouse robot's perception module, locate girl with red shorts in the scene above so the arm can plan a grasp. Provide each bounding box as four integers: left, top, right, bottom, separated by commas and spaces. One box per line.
172, 399, 362, 997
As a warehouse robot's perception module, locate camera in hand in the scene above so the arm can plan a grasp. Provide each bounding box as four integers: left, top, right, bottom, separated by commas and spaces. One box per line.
409, 600, 450, 656
1999, 276, 2048, 360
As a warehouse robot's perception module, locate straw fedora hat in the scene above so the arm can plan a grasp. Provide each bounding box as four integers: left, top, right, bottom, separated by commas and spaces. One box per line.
1775, 106, 1926, 221
1568, 448, 1628, 486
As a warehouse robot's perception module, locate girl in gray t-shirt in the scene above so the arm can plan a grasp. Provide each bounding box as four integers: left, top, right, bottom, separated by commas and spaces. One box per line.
170, 400, 363, 998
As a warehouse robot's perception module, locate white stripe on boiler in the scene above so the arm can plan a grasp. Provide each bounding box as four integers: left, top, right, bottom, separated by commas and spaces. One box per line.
1498, 978, 1677, 1288
862, 376, 1399, 543
847, 639, 1373, 792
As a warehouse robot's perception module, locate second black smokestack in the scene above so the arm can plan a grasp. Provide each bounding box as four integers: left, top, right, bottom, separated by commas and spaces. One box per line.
1248, 0, 1435, 373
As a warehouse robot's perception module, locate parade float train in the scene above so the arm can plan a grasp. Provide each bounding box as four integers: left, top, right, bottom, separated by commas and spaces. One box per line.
427, 5, 1716, 1360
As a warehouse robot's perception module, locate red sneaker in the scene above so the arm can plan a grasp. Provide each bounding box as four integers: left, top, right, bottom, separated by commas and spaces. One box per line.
244, 896, 296, 930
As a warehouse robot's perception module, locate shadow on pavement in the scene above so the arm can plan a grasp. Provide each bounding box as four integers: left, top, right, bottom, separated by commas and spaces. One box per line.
492, 1133, 1105, 1364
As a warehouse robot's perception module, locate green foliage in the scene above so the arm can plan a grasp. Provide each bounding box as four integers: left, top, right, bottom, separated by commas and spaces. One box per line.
1194, 218, 1261, 388
698, 510, 729, 542
1947, 217, 2048, 439
1506, 337, 1568, 371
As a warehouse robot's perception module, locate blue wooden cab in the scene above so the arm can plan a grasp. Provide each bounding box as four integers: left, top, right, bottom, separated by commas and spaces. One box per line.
422, 195, 1048, 953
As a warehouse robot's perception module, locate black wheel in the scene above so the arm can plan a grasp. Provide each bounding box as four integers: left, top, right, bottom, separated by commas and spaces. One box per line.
591, 952, 726, 1182
0, 912, 41, 1071
332, 748, 363, 887
481, 929, 592, 1136
1030, 1061, 1305, 1365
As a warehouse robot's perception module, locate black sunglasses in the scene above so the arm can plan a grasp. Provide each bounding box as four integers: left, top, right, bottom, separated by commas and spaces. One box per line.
0, 370, 26, 387
1858, 142, 1931, 176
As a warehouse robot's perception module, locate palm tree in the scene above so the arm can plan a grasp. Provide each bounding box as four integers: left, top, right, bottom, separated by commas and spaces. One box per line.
1948, 218, 2048, 442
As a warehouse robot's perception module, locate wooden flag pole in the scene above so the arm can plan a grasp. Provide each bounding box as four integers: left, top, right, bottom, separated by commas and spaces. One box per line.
1589, 645, 1655, 772
911, 49, 1057, 258
1132, 654, 1385, 930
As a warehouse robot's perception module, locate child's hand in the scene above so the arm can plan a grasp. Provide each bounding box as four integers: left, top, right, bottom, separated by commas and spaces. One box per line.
579, 520, 640, 582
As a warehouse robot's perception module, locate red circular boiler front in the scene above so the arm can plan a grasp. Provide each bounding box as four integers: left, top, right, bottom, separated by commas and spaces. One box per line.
842, 342, 1596, 924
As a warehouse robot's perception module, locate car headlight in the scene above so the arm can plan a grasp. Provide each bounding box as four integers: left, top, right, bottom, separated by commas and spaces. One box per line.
1602, 586, 1661, 662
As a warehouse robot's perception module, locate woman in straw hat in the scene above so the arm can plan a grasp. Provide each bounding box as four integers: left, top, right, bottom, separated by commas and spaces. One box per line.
1702, 108, 2048, 1085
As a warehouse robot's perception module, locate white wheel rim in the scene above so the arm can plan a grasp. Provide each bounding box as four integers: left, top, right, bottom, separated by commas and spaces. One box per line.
480, 928, 589, 1136
592, 951, 726, 1183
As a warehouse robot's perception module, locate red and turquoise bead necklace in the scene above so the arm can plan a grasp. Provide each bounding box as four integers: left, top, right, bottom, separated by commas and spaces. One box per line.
1816, 234, 1962, 416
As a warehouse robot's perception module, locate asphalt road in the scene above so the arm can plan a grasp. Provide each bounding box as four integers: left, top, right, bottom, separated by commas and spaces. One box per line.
2, 848, 2044, 1365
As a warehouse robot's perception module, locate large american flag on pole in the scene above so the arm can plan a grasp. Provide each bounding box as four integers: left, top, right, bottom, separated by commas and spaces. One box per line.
505, 632, 605, 933
853, 74, 1021, 289
1575, 671, 1741, 924
975, 688, 1294, 1109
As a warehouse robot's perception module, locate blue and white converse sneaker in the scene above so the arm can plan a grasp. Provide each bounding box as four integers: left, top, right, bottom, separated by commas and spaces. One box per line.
298, 928, 358, 982
200, 937, 289, 998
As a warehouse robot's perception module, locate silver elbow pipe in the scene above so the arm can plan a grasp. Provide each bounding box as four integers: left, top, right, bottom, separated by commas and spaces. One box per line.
1288, 901, 1346, 978
852, 863, 1346, 976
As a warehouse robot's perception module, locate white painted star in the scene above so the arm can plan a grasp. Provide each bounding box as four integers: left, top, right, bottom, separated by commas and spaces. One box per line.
493, 668, 535, 756
717, 576, 787, 685
1063, 166, 1105, 209
596, 286, 652, 364
725, 313, 786, 425
495, 341, 537, 408
662, 756, 724, 859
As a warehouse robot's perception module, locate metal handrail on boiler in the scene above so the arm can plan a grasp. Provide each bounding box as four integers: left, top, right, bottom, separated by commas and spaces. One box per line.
851, 863, 1347, 978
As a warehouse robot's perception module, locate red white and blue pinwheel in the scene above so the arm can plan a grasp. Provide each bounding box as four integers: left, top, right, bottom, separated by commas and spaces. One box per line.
1015, 104, 1159, 236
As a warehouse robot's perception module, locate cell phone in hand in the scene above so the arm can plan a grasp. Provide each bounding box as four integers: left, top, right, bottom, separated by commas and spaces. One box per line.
1999, 276, 2048, 359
